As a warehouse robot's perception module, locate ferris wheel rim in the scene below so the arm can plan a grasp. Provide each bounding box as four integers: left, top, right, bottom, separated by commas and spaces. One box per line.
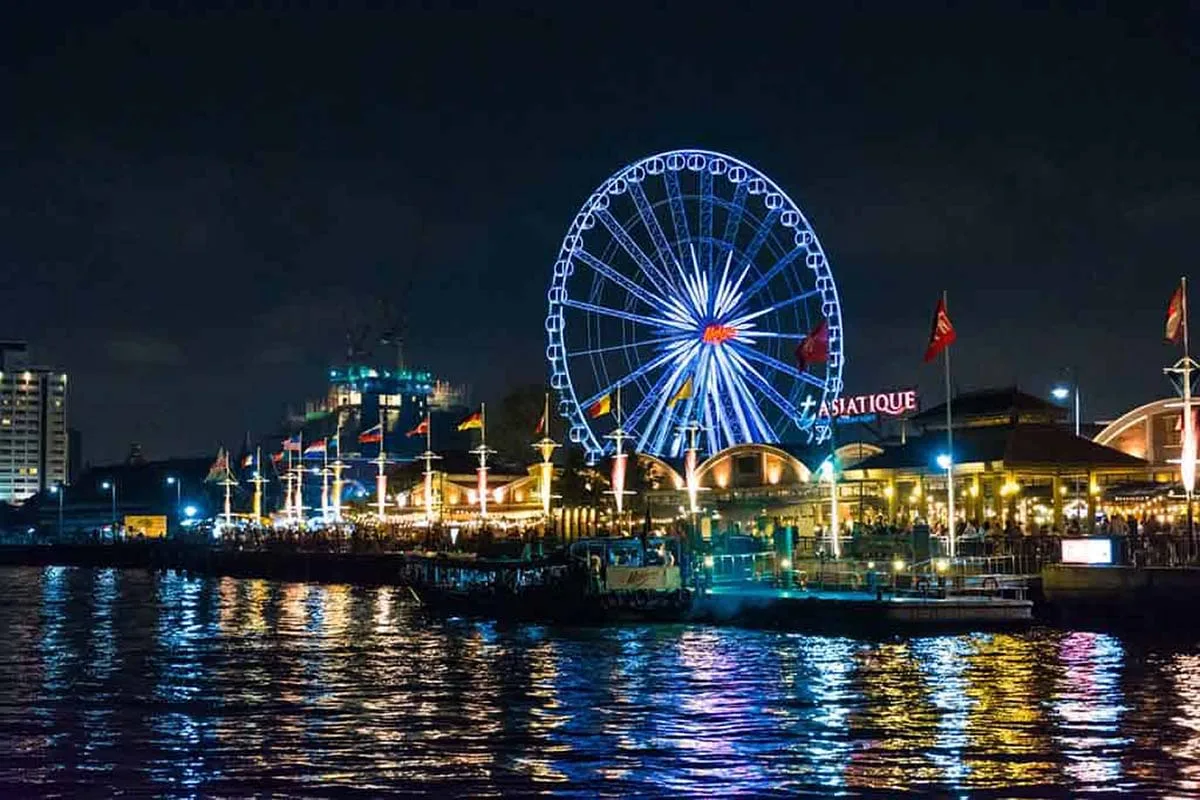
546, 148, 843, 461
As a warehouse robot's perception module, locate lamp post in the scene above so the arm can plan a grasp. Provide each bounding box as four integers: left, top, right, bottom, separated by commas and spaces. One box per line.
937, 453, 955, 558
101, 480, 117, 540
166, 475, 181, 508
166, 476, 181, 533
821, 458, 839, 559
48, 484, 63, 539
1051, 371, 1081, 438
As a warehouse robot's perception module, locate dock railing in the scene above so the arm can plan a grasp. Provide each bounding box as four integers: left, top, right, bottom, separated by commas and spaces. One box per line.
706, 552, 1029, 599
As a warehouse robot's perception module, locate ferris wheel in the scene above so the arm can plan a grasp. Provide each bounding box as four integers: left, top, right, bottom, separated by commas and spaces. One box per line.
545, 149, 843, 462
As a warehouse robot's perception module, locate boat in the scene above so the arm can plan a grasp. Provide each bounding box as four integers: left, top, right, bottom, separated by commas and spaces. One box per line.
404, 537, 694, 623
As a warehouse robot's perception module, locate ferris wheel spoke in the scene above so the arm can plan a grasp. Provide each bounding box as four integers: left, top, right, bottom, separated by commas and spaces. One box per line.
621, 363, 679, 435
705, 365, 736, 449
560, 298, 692, 332
628, 181, 686, 292
725, 348, 810, 426
663, 170, 691, 260
593, 208, 680, 303
577, 345, 682, 412
570, 248, 678, 319
565, 334, 681, 358
713, 346, 774, 441
721, 180, 750, 254
731, 342, 826, 389
733, 246, 809, 313
727, 289, 820, 329
699, 169, 714, 279
634, 344, 700, 455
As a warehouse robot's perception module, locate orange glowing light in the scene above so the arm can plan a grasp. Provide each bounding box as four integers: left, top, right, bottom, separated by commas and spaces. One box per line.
702, 324, 736, 344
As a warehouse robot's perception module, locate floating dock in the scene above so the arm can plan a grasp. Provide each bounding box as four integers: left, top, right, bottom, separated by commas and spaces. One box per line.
694, 585, 1033, 631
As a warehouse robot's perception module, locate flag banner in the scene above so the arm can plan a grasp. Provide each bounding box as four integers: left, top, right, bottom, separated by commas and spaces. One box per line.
241, 454, 254, 468
282, 435, 301, 452
407, 418, 430, 437
205, 448, 228, 483
923, 296, 957, 363
304, 439, 326, 456
667, 377, 693, 408
535, 412, 546, 435
271, 451, 284, 464
795, 319, 830, 370
358, 424, 383, 444
1167, 284, 1185, 343
457, 411, 483, 431
588, 394, 612, 419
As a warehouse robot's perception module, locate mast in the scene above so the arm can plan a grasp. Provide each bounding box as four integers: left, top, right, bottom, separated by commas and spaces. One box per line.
293, 432, 305, 522
221, 450, 237, 531
331, 413, 345, 522
251, 446, 266, 521
320, 437, 330, 521
420, 411, 440, 526
533, 392, 560, 525
471, 402, 494, 520
282, 444, 293, 519
375, 405, 387, 522
606, 386, 632, 525
943, 289, 956, 559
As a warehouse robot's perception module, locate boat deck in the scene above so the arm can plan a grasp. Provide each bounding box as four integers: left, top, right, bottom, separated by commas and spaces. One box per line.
695, 584, 1033, 629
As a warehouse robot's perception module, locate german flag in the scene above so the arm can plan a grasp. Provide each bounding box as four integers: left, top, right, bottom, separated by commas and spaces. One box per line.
457, 410, 483, 431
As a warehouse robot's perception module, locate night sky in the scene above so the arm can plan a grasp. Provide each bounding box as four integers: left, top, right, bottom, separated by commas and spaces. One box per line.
2, 4, 1196, 464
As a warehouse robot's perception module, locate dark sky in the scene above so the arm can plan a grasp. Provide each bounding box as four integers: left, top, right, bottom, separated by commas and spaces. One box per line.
2, 4, 1197, 464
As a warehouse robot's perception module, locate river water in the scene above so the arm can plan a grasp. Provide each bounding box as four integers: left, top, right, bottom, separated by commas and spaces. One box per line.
0, 566, 1197, 796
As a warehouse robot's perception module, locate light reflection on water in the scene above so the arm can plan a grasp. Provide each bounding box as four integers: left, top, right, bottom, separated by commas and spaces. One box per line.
1, 567, 1199, 795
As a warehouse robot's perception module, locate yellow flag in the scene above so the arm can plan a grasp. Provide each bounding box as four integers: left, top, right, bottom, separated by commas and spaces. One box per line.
667, 377, 693, 407
587, 394, 612, 419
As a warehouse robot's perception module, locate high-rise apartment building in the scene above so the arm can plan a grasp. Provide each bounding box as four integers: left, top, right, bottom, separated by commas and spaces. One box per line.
0, 342, 68, 503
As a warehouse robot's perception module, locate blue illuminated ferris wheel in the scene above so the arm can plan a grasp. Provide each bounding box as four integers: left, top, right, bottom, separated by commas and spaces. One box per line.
545, 149, 844, 461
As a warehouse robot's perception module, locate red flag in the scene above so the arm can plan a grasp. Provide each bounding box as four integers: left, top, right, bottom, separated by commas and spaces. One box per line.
923, 296, 956, 363
407, 418, 430, 438
358, 423, 383, 444
794, 319, 829, 371
1166, 285, 1185, 343
270, 451, 284, 464
535, 412, 546, 435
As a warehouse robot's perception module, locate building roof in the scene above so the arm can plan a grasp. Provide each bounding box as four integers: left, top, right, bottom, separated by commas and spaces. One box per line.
909, 386, 1065, 426
851, 423, 1147, 472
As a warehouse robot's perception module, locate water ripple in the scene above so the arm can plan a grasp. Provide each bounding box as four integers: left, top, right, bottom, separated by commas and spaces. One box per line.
0, 566, 1198, 795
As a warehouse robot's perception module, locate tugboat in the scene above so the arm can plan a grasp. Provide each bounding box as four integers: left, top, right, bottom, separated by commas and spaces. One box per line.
405, 536, 693, 623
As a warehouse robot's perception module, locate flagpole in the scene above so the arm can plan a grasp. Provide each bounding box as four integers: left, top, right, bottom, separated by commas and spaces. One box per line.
943, 289, 956, 560
477, 402, 489, 520
320, 437, 330, 521
251, 447, 264, 521
376, 405, 387, 522
1184, 276, 1194, 545
294, 433, 304, 522
423, 411, 438, 526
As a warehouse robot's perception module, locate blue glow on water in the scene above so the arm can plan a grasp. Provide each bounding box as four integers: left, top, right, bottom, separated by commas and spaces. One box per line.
2, 567, 1200, 794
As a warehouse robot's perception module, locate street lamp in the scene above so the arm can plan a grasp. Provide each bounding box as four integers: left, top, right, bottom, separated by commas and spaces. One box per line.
101, 480, 117, 539
936, 453, 955, 558
820, 458, 840, 559
48, 484, 64, 539
165, 475, 181, 508
1051, 371, 1081, 437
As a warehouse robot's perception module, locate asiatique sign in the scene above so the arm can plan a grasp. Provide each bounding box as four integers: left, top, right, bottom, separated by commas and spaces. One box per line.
817, 389, 918, 422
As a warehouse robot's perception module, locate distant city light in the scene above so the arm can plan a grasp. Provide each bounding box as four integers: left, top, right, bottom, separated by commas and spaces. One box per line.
184, 505, 198, 518
936, 453, 952, 470
1051, 386, 1070, 401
